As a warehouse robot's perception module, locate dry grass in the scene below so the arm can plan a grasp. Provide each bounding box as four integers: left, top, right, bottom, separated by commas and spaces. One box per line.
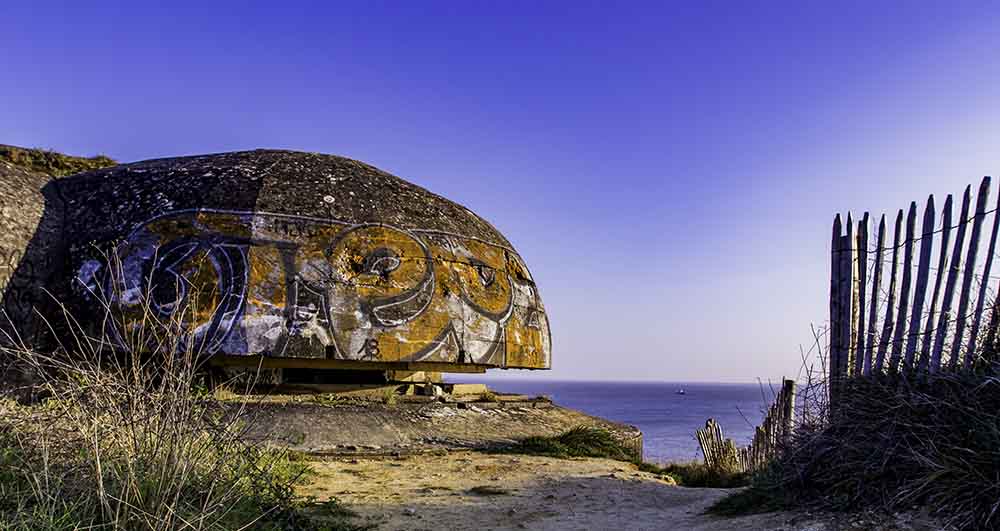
711, 324, 1000, 530
0, 255, 364, 530
0, 144, 116, 176
755, 372, 1000, 530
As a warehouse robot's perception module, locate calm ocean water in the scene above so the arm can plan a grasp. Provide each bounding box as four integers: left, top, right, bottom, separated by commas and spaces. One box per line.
456, 379, 770, 464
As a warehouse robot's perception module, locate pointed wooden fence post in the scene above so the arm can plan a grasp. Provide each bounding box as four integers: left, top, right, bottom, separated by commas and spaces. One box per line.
843, 214, 857, 380
933, 186, 972, 370
984, 288, 1000, 364
889, 203, 917, 372
696, 380, 797, 474
832, 177, 999, 378
904, 197, 935, 370
965, 177, 998, 368
781, 378, 795, 438
854, 213, 869, 376
921, 195, 953, 372
830, 214, 844, 397
951, 178, 991, 368
864, 215, 886, 375
875, 211, 904, 374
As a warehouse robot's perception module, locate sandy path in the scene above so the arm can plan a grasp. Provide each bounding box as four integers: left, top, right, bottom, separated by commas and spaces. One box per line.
299, 451, 814, 531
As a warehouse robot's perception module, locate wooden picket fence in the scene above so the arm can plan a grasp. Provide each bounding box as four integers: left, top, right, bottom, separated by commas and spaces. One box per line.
696, 379, 795, 473
829, 176, 1000, 399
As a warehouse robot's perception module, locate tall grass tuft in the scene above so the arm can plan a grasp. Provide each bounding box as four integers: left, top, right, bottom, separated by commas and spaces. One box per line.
755, 372, 1000, 530
0, 253, 359, 530
711, 322, 1000, 530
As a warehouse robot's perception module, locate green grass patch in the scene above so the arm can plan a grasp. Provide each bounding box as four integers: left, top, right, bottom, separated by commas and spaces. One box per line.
706, 484, 790, 516
501, 426, 637, 461
496, 426, 751, 489
635, 460, 749, 488
703, 462, 790, 515
0, 144, 116, 176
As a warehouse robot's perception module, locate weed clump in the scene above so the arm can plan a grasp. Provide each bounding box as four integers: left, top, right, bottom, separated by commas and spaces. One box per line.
380, 386, 399, 405
479, 389, 498, 402
0, 144, 116, 176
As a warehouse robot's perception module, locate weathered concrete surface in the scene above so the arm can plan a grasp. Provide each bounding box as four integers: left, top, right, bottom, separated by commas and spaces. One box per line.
17, 149, 550, 370
237, 397, 641, 457
0, 162, 64, 349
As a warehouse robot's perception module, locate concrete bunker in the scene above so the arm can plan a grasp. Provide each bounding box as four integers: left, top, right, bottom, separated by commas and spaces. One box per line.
1, 150, 551, 384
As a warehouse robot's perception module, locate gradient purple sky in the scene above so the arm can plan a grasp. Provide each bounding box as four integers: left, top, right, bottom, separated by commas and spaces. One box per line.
4, 2, 999, 381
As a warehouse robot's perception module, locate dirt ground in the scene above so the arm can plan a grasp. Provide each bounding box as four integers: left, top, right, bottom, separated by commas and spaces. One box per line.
262, 393, 943, 530
300, 451, 819, 531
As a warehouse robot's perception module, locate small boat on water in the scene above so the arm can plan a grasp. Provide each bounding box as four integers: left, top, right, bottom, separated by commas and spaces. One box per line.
675, 389, 686, 395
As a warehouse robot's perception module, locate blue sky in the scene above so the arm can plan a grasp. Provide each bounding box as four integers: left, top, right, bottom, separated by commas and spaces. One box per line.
4, 1, 1000, 381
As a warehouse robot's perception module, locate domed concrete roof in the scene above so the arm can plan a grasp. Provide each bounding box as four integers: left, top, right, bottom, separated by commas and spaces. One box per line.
55, 150, 550, 370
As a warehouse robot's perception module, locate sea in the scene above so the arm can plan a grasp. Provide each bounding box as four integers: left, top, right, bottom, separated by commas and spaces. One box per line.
455, 379, 771, 464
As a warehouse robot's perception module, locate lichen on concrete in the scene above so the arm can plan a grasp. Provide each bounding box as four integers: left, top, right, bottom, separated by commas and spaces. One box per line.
2, 149, 551, 372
